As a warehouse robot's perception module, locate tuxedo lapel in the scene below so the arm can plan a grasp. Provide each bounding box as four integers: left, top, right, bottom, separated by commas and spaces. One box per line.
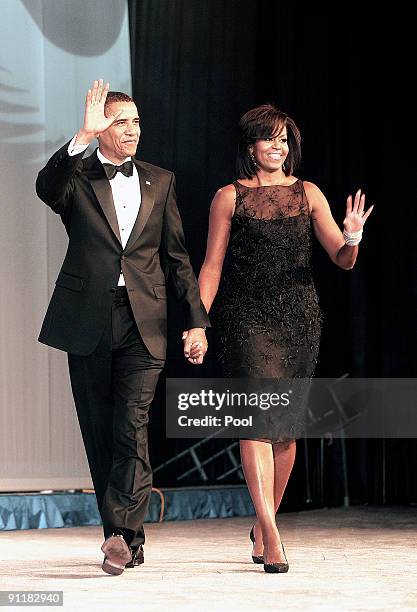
83, 150, 122, 244
124, 162, 155, 254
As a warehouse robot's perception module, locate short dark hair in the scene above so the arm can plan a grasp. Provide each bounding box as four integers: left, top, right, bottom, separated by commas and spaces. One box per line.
104, 91, 134, 115
237, 104, 301, 179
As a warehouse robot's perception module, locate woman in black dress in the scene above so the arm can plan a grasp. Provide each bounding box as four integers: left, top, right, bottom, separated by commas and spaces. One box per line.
198, 104, 373, 572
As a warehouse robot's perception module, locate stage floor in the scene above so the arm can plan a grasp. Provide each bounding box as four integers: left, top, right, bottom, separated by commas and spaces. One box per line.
1, 506, 416, 611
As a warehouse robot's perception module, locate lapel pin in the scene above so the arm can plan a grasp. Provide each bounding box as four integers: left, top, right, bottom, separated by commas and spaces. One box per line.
146, 180, 151, 185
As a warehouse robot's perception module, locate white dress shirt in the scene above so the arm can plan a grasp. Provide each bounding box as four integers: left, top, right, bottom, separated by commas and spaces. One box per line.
68, 136, 141, 286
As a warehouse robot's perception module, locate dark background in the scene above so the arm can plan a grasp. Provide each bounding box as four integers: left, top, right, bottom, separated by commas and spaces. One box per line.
128, 0, 417, 507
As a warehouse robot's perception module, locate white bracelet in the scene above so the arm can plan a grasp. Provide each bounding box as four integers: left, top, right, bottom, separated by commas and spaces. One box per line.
343, 229, 362, 246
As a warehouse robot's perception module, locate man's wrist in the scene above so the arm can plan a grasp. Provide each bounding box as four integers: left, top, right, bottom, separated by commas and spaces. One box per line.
75, 128, 96, 145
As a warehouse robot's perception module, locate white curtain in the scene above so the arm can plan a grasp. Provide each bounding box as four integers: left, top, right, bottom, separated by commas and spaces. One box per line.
0, 0, 132, 491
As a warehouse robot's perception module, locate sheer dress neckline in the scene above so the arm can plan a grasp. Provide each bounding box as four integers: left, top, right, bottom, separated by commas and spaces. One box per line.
233, 178, 310, 220
235, 178, 300, 189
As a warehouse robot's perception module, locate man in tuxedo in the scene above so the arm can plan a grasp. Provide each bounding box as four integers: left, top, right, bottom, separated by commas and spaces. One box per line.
36, 79, 209, 575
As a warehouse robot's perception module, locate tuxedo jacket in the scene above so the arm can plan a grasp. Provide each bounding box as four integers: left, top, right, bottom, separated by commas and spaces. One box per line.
36, 141, 210, 359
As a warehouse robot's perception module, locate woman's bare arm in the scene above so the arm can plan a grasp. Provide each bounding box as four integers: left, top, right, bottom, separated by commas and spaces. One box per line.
198, 184, 236, 312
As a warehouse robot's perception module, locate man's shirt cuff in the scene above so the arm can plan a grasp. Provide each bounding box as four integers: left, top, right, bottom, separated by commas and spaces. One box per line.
68, 134, 89, 156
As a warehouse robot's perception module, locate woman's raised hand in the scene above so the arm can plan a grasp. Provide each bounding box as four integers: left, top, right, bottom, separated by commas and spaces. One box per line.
343, 189, 374, 233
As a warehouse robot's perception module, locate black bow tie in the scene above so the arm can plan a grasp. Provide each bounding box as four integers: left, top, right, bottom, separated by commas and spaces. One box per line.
102, 160, 134, 180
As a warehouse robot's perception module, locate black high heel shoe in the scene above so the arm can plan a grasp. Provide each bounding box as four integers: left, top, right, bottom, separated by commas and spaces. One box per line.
249, 526, 264, 564
263, 543, 289, 573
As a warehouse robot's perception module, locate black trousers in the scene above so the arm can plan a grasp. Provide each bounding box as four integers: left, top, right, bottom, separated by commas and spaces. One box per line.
68, 287, 164, 549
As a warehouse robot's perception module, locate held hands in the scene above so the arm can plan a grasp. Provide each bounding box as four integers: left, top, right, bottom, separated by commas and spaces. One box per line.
76, 79, 121, 144
343, 189, 374, 233
182, 329, 208, 365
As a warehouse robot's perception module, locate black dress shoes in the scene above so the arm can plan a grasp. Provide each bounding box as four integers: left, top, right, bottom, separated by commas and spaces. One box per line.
125, 545, 144, 568
101, 534, 132, 575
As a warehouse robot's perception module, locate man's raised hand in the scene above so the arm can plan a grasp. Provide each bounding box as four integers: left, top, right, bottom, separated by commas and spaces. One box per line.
76, 79, 121, 144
